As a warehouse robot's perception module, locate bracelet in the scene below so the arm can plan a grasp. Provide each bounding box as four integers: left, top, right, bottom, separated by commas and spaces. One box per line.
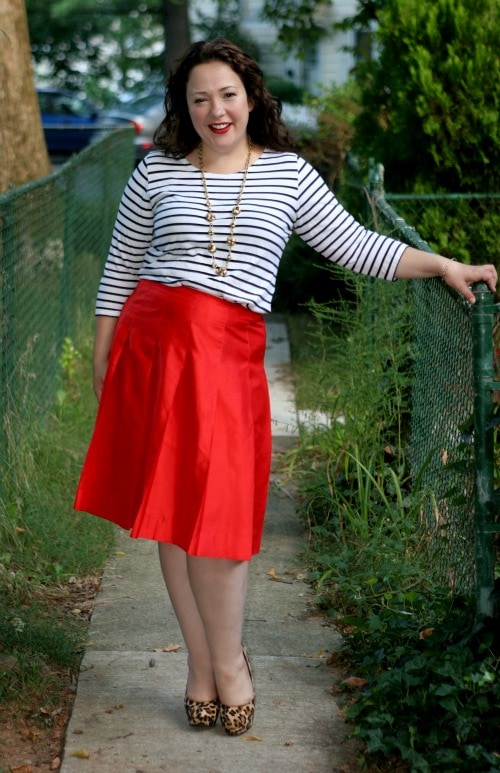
441, 258, 456, 281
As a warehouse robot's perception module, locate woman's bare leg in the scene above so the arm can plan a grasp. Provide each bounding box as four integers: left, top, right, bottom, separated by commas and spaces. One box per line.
186, 555, 254, 707
157, 542, 217, 701
158, 543, 253, 707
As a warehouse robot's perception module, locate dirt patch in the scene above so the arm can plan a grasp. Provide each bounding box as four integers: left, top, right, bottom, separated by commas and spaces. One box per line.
0, 576, 101, 773
0, 682, 74, 772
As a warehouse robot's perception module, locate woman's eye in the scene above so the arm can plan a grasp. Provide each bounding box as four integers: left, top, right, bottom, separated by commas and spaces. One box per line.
224, 92, 236, 98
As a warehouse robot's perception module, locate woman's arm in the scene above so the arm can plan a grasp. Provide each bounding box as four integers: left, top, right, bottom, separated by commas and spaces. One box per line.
93, 315, 119, 402
395, 247, 498, 304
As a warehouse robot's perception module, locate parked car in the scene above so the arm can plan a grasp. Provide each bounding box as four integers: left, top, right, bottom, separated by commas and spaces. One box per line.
37, 88, 105, 154
102, 92, 166, 162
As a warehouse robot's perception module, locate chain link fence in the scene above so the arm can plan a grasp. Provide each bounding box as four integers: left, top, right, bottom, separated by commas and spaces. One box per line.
0, 129, 135, 488
366, 170, 499, 614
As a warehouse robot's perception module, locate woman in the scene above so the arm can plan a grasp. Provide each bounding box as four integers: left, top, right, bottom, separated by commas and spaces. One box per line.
74, 38, 497, 736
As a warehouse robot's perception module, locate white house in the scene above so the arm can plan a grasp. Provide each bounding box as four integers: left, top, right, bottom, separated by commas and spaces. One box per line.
239, 0, 362, 91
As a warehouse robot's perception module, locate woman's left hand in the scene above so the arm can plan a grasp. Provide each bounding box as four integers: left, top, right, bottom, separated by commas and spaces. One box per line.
443, 261, 498, 304
396, 248, 498, 304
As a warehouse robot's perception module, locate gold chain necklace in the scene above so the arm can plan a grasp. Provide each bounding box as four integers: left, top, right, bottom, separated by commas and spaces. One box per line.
198, 138, 252, 277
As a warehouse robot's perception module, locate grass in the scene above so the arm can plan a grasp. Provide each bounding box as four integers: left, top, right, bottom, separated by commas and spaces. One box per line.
0, 333, 116, 720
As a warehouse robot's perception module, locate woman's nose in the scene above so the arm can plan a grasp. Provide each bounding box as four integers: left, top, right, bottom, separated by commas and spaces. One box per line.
211, 100, 225, 117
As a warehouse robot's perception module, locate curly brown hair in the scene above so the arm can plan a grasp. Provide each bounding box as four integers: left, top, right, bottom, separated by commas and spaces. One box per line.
153, 38, 295, 157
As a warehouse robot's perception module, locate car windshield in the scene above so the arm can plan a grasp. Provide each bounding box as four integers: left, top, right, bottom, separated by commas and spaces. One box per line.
114, 92, 165, 112
39, 91, 96, 119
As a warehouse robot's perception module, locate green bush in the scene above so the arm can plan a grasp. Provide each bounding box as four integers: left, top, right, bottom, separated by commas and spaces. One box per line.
385, 196, 500, 270
265, 75, 305, 104
352, 0, 500, 193
342, 601, 500, 772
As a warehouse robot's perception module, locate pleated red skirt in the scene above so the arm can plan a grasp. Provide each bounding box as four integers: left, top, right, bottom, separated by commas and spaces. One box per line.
74, 280, 272, 560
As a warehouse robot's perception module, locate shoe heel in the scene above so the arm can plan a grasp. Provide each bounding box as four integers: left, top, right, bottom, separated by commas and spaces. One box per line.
219, 645, 255, 736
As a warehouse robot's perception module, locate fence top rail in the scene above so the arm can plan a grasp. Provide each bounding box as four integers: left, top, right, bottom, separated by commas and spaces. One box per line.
0, 128, 133, 208
370, 189, 433, 254
386, 192, 500, 201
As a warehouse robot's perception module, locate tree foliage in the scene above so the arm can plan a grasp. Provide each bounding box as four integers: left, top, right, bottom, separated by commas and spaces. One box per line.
260, 0, 332, 58
26, 0, 258, 103
25, 0, 174, 102
351, 0, 500, 193
193, 0, 260, 62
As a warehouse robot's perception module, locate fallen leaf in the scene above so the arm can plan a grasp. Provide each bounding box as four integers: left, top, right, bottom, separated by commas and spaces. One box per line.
70, 749, 91, 759
153, 643, 181, 652
341, 676, 366, 689
284, 739, 294, 746
0, 654, 18, 670
114, 703, 124, 709
114, 551, 126, 556
305, 650, 324, 659
325, 651, 343, 666
419, 627, 435, 640
242, 733, 262, 741
267, 568, 293, 584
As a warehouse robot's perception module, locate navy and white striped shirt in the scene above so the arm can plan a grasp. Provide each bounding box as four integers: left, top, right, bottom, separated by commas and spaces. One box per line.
96, 149, 407, 316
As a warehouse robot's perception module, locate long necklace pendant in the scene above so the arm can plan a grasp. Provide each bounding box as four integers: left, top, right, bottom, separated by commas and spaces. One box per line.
199, 137, 252, 278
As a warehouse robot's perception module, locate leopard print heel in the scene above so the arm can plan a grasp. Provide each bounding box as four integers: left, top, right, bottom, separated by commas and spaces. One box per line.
184, 694, 220, 728
219, 645, 255, 736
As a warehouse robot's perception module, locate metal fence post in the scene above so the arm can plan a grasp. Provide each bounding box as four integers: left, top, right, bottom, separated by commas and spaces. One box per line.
0, 197, 16, 495
471, 281, 498, 619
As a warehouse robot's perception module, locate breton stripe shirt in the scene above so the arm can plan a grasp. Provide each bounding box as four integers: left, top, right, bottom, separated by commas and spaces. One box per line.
96, 149, 407, 316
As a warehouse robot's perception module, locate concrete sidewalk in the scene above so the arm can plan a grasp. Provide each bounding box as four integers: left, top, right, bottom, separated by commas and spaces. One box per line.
61, 316, 360, 773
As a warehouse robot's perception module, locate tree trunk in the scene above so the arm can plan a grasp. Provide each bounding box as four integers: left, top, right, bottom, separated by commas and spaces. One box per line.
0, 0, 51, 194
162, 0, 190, 77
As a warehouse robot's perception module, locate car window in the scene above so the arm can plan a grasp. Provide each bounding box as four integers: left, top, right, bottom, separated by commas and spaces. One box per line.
39, 92, 95, 119
117, 92, 165, 112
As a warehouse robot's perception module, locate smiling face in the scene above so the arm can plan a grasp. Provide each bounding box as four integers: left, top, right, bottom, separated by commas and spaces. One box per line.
186, 60, 253, 164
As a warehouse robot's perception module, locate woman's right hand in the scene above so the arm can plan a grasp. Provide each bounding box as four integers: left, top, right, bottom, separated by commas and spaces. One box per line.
92, 316, 119, 402
93, 360, 109, 402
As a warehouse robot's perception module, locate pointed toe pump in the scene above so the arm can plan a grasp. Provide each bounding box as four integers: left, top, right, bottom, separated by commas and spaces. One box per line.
184, 694, 220, 728
219, 645, 255, 736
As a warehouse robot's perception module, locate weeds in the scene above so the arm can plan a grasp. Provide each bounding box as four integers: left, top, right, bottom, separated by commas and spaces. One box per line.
0, 335, 115, 714
286, 271, 500, 772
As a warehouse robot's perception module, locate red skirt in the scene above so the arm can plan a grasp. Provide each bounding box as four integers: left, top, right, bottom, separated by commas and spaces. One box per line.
74, 281, 271, 560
